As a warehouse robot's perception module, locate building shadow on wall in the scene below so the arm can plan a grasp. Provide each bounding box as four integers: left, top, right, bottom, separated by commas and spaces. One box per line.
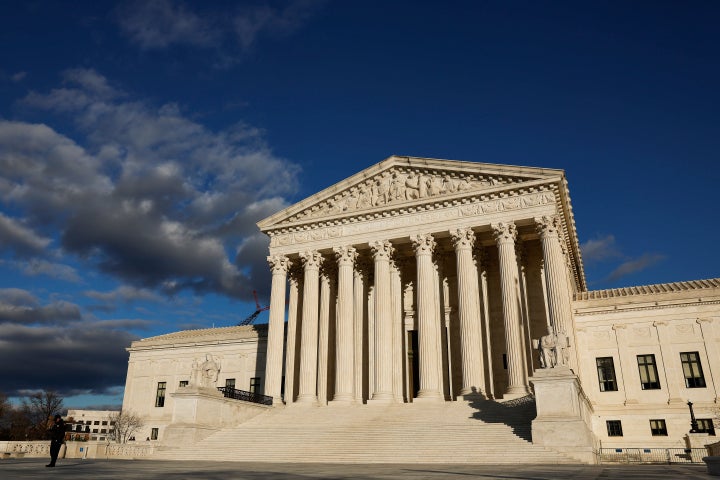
465, 391, 536, 442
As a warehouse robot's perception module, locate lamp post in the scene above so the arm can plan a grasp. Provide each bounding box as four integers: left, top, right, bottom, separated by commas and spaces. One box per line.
687, 400, 699, 433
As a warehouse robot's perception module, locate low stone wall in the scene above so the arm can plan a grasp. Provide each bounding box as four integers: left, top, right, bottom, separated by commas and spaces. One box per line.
1, 441, 155, 459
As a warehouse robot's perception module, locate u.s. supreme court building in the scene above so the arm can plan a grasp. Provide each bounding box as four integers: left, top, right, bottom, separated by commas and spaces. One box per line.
123, 156, 719, 464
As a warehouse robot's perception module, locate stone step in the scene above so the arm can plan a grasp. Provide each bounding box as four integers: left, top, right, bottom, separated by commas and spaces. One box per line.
153, 397, 577, 464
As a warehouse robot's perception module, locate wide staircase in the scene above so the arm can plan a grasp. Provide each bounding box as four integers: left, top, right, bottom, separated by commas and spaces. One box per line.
155, 396, 578, 464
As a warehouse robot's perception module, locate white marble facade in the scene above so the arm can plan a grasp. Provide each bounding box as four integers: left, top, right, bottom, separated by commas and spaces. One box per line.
123, 156, 720, 449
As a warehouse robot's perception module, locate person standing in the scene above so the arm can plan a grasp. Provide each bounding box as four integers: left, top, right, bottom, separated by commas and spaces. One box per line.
46, 414, 65, 467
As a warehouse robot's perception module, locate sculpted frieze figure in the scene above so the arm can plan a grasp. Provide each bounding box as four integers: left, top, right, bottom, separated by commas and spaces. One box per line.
287, 167, 510, 222
191, 354, 221, 388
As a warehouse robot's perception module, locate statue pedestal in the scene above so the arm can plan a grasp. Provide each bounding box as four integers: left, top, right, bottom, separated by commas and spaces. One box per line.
529, 367, 596, 464
162, 386, 271, 445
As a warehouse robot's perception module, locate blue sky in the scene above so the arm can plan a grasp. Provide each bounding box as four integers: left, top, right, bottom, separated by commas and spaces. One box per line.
0, 1, 718, 408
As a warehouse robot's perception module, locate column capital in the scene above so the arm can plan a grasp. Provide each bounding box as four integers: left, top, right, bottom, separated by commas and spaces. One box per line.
333, 245, 358, 266
535, 215, 562, 239
299, 250, 324, 270
267, 255, 291, 275
450, 227, 476, 250
370, 240, 395, 260
411, 233, 436, 255
491, 221, 517, 244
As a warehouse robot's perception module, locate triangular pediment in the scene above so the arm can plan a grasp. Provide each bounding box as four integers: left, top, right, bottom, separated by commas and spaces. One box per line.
258, 156, 564, 230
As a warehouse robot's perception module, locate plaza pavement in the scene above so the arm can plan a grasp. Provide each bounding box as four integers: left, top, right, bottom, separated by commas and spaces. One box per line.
0, 458, 713, 479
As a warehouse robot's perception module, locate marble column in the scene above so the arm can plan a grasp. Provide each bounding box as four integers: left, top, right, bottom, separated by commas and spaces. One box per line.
370, 240, 395, 403
535, 215, 577, 371
353, 262, 368, 403
450, 228, 486, 397
284, 269, 301, 404
491, 221, 530, 398
332, 246, 357, 403
297, 250, 323, 404
391, 258, 404, 402
264, 255, 290, 403
411, 233, 443, 401
317, 264, 332, 405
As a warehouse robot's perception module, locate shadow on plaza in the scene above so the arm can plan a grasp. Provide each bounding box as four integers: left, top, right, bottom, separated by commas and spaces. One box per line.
466, 393, 537, 442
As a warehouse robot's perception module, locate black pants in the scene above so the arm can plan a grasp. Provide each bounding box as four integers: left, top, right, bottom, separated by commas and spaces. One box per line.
49, 441, 62, 466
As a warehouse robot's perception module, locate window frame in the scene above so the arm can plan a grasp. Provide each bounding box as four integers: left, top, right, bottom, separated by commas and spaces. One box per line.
150, 428, 159, 440
596, 357, 618, 392
680, 352, 707, 388
225, 378, 236, 390
697, 419, 716, 436
155, 381, 167, 407
606, 420, 623, 437
249, 377, 261, 393
637, 354, 661, 390
650, 419, 668, 436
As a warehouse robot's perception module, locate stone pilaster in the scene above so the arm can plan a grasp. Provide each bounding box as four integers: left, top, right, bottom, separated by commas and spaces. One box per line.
653, 320, 685, 405
369, 240, 395, 403
697, 318, 720, 402
491, 221, 530, 399
411, 233, 443, 401
611, 324, 637, 405
296, 250, 323, 404
450, 228, 486, 397
332, 246, 357, 403
284, 267, 301, 404
535, 215, 577, 372
264, 255, 290, 403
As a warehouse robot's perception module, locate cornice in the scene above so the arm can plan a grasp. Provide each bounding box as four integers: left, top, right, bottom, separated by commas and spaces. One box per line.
575, 278, 720, 301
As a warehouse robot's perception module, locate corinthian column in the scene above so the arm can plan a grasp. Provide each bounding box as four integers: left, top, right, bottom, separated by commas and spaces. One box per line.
332, 246, 357, 403
370, 240, 395, 403
491, 221, 530, 399
535, 215, 577, 371
317, 264, 333, 405
264, 255, 290, 403
284, 268, 301, 404
296, 250, 323, 404
450, 228, 486, 397
411, 233, 443, 401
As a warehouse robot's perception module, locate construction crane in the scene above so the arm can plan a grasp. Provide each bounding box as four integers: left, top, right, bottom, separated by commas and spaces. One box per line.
239, 290, 269, 326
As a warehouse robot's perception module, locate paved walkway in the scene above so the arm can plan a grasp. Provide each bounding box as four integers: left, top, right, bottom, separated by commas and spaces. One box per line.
0, 458, 713, 479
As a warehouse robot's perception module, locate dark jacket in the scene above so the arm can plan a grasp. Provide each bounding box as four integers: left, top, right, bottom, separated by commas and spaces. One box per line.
49, 420, 66, 444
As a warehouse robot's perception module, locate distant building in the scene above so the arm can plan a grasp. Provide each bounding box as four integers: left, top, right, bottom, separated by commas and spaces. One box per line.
122, 157, 719, 462
66, 409, 119, 442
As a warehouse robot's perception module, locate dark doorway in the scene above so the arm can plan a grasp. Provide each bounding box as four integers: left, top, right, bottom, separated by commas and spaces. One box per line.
408, 330, 420, 399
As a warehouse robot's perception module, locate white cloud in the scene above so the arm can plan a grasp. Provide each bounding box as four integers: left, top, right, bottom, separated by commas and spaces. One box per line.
606, 253, 666, 282
0, 212, 51, 255
5, 69, 298, 301
580, 234, 622, 264
19, 259, 82, 283
114, 0, 325, 61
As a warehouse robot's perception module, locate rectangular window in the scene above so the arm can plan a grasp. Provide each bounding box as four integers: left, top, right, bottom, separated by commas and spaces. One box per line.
606, 420, 623, 437
697, 419, 716, 436
150, 428, 159, 440
650, 419, 667, 436
681, 352, 706, 388
100, 429, 107, 434
249, 377, 261, 393
101, 421, 107, 425
155, 381, 167, 407
596, 357, 618, 392
225, 378, 236, 389
637, 354, 661, 390
92, 428, 98, 433
94, 421, 99, 425
179, 380, 188, 388
110, 421, 115, 426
